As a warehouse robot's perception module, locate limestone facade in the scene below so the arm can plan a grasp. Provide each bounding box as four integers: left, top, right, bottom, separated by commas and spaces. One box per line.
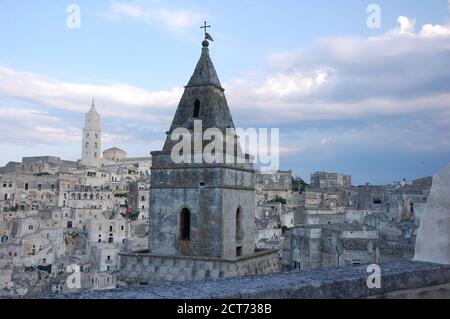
81, 101, 102, 168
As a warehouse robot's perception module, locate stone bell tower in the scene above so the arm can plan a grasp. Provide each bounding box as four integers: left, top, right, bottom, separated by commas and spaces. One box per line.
149, 36, 256, 259
81, 99, 102, 168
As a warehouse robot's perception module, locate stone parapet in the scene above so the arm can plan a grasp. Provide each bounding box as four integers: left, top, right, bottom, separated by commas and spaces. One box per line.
45, 260, 450, 299
117, 249, 280, 285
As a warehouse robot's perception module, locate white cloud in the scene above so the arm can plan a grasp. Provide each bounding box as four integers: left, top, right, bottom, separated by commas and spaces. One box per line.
250, 70, 330, 98
420, 23, 450, 38
398, 16, 416, 35
0, 65, 182, 126
3, 9, 450, 141
0, 71, 182, 155
395, 13, 450, 38
320, 136, 334, 145
224, 14, 450, 127
3, 13, 449, 129
2, 9, 450, 164
394, 13, 450, 38
103, 0, 205, 33
0, 108, 80, 146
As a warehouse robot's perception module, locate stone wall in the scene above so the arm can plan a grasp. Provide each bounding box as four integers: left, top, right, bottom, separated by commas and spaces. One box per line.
414, 164, 450, 265
310, 172, 351, 189
117, 249, 279, 285
46, 260, 450, 299
149, 152, 256, 259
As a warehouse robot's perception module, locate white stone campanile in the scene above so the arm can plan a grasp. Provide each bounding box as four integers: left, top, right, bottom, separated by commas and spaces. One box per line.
81, 99, 102, 168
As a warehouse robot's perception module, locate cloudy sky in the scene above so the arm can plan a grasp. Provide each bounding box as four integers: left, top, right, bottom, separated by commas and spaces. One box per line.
0, 0, 449, 184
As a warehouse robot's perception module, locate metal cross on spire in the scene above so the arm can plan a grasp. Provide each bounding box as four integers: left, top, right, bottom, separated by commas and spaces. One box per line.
200, 21, 210, 36
200, 21, 214, 42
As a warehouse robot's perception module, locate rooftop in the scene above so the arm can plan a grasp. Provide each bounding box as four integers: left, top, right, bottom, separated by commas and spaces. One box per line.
103, 147, 127, 153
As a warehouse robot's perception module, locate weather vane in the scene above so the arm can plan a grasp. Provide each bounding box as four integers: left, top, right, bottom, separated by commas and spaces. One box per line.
200, 21, 214, 42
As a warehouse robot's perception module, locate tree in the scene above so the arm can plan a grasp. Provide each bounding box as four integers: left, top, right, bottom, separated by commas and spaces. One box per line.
120, 200, 140, 221
268, 195, 287, 205
292, 176, 308, 193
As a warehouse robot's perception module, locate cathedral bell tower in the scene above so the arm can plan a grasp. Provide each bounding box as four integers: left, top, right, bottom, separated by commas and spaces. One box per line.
81, 99, 102, 168
149, 32, 256, 259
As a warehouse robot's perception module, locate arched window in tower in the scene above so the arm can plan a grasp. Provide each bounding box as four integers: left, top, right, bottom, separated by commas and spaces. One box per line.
236, 207, 243, 242
179, 207, 191, 241
193, 99, 200, 118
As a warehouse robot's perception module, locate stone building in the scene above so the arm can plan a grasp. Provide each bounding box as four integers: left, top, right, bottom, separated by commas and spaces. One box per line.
284, 223, 380, 270
255, 170, 302, 207
310, 172, 351, 189
149, 38, 255, 259
128, 181, 150, 223
118, 37, 279, 285
284, 171, 431, 271
254, 170, 299, 254
102, 147, 127, 164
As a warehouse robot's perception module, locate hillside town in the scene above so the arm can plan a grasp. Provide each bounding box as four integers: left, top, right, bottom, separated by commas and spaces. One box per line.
0, 39, 435, 298
0, 101, 152, 296
0, 105, 432, 298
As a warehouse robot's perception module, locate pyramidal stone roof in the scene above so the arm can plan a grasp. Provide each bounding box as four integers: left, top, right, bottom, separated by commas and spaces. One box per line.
87, 99, 99, 115
161, 40, 237, 153
186, 41, 223, 90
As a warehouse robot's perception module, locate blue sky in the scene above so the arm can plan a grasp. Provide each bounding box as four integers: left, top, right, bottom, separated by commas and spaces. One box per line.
0, 0, 450, 184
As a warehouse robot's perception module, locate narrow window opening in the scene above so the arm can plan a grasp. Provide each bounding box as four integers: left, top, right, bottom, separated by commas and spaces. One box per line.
193, 99, 200, 118
236, 207, 243, 241
180, 208, 191, 241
